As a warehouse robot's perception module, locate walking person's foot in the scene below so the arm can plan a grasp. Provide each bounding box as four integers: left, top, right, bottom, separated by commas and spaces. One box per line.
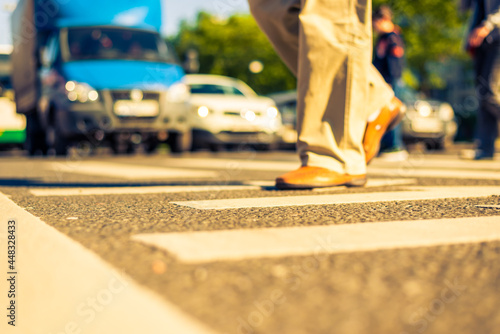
275, 97, 404, 190
459, 149, 494, 160
275, 166, 367, 190
364, 97, 406, 164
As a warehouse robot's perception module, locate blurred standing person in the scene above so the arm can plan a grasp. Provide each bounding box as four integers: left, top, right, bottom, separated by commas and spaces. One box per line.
372, 5, 408, 161
461, 0, 500, 160
248, 0, 404, 189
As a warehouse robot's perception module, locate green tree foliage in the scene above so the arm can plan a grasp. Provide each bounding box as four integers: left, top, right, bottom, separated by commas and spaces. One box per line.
170, 12, 296, 95
373, 0, 470, 89
172, 3, 471, 93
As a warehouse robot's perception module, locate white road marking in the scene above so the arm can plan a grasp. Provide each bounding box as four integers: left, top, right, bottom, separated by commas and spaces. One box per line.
161, 157, 300, 171
169, 157, 500, 180
49, 161, 219, 179
311, 178, 417, 192
0, 193, 218, 334
371, 156, 499, 171
368, 167, 500, 180
29, 185, 261, 197
163, 156, 499, 175
244, 180, 277, 187
132, 216, 500, 264
172, 186, 500, 210
36, 156, 500, 182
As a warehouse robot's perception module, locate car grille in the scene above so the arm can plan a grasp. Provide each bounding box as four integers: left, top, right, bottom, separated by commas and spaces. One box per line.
110, 90, 161, 120
111, 91, 160, 101
223, 111, 263, 117
220, 131, 264, 136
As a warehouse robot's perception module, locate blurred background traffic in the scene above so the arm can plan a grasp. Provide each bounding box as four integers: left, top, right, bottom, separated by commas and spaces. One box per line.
0, 0, 493, 156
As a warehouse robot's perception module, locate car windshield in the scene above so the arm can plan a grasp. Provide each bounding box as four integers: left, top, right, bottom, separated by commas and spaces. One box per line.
66, 27, 176, 63
189, 83, 246, 96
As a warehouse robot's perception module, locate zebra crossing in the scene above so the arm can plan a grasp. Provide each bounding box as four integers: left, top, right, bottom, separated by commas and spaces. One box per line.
132, 216, 500, 264
1, 152, 499, 334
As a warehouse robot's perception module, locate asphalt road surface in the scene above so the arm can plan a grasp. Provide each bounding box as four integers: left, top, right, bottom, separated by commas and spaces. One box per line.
0, 149, 499, 334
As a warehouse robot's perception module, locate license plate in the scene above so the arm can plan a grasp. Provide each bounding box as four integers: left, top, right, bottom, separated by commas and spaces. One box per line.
114, 101, 159, 117
411, 118, 443, 133
231, 125, 260, 132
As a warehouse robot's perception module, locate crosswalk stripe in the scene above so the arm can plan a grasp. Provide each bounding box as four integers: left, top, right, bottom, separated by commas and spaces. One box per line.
44, 157, 498, 181
49, 161, 218, 179
132, 216, 500, 264
160, 157, 299, 171
165, 154, 500, 172
368, 167, 500, 180
311, 178, 417, 192
163, 156, 499, 173
172, 186, 500, 210
161, 157, 500, 180
28, 178, 416, 197
0, 192, 218, 334
29, 185, 261, 197
370, 156, 499, 171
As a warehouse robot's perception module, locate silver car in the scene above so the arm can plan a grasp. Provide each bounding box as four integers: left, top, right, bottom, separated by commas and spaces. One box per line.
399, 87, 457, 150
186, 74, 282, 151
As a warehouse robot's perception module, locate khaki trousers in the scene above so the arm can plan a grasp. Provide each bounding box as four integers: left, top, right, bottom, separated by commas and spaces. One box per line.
249, 0, 394, 174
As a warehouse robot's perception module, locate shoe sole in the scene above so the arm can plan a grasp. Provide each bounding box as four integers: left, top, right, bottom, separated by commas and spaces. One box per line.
275, 177, 367, 190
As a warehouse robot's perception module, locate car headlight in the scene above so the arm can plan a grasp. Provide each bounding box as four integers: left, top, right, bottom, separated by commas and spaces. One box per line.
439, 103, 454, 121
167, 82, 190, 103
241, 109, 256, 122
415, 101, 432, 118
267, 106, 279, 119
65, 81, 99, 103
197, 105, 211, 118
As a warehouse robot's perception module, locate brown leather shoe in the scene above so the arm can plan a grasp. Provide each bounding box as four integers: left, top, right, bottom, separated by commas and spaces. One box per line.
275, 166, 367, 189
364, 97, 406, 164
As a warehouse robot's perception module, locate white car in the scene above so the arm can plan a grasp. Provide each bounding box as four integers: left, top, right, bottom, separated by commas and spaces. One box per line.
399, 86, 457, 150
186, 74, 282, 151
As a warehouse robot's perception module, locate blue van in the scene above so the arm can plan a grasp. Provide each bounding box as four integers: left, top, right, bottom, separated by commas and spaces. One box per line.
11, 0, 191, 155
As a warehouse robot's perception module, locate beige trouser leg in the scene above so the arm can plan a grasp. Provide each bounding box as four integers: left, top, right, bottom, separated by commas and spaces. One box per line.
249, 0, 393, 174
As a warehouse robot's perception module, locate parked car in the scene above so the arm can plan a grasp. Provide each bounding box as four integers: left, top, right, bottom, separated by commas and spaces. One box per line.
0, 45, 25, 150
399, 87, 457, 150
270, 87, 458, 151
186, 74, 282, 151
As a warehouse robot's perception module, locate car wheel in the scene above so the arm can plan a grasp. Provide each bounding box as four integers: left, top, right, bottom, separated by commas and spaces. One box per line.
425, 138, 445, 151
190, 135, 201, 152
144, 139, 159, 154
73, 141, 96, 157
111, 140, 135, 155
253, 143, 277, 151
168, 131, 192, 154
208, 143, 224, 152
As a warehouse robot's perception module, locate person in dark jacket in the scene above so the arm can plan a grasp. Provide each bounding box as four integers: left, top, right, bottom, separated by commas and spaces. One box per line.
461, 0, 500, 159
372, 5, 408, 160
